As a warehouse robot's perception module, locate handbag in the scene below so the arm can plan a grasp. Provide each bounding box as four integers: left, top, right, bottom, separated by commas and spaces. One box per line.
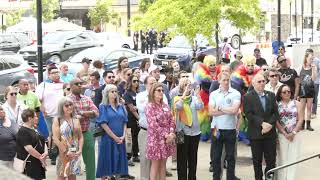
13, 143, 38, 173
176, 130, 185, 144
48, 118, 60, 159
93, 126, 105, 137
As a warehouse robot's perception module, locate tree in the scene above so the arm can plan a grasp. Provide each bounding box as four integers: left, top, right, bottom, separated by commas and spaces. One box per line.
4, 9, 25, 28
31, 0, 59, 22
133, 0, 261, 45
138, 0, 156, 13
88, 0, 119, 29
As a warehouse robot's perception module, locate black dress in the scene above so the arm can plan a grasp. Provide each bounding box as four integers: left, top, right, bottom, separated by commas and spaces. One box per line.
299, 67, 315, 98
16, 126, 46, 180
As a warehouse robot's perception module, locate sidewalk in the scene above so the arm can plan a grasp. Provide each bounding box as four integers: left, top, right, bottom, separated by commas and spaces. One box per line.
46, 118, 320, 180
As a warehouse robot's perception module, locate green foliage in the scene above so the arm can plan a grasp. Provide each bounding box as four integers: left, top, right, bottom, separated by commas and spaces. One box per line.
31, 0, 59, 22
138, 0, 156, 13
5, 9, 25, 27
88, 0, 119, 28
133, 0, 261, 45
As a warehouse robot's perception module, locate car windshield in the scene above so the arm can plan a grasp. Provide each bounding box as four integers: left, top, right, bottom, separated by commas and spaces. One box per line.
69, 47, 109, 63
167, 36, 192, 48
43, 32, 74, 44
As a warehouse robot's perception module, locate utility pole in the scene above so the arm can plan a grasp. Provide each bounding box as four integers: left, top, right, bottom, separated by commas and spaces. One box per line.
215, 23, 219, 64
295, 0, 298, 43
37, 0, 43, 83
311, 0, 314, 42
127, 0, 131, 36
301, 0, 304, 43
277, 0, 281, 42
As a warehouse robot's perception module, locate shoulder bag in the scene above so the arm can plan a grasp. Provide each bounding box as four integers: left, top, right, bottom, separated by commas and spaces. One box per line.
13, 142, 38, 173
48, 118, 60, 160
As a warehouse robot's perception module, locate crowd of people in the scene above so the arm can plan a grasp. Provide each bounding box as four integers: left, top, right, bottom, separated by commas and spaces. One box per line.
0, 42, 318, 180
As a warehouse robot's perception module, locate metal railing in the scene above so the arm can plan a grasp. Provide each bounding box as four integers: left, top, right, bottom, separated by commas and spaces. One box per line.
266, 153, 320, 180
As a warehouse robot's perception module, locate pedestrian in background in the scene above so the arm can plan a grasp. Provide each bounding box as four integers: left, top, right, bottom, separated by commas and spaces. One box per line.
221, 37, 232, 64
59, 63, 74, 83
276, 84, 303, 180
133, 31, 139, 51
145, 82, 176, 180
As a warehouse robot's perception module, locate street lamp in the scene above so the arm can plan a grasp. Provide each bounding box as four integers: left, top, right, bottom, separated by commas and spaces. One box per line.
59, 0, 63, 17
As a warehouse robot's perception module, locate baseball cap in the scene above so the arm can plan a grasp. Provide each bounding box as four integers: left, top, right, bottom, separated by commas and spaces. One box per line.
46, 59, 56, 65
148, 64, 162, 73
82, 58, 92, 64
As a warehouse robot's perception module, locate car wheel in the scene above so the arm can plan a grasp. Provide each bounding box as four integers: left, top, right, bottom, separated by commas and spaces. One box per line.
122, 44, 130, 49
49, 55, 61, 64
231, 34, 241, 49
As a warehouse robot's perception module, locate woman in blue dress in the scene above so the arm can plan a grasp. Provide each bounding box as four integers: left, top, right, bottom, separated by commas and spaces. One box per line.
96, 84, 129, 180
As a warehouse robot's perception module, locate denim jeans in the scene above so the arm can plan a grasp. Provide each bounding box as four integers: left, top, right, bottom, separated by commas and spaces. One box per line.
312, 84, 319, 114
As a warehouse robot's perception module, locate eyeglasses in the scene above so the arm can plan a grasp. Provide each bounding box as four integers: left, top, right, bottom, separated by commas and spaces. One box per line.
107, 76, 115, 79
10, 92, 18, 96
132, 80, 139, 83
281, 90, 291, 94
74, 82, 82, 86
269, 74, 278, 78
64, 103, 73, 108
257, 80, 265, 84
155, 89, 163, 93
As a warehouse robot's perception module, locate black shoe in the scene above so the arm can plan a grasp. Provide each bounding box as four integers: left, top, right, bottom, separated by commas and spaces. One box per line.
301, 120, 305, 130
128, 159, 135, 166
166, 170, 173, 177
51, 159, 56, 165
209, 165, 213, 172
120, 174, 135, 179
132, 156, 140, 162
234, 176, 241, 180
306, 120, 314, 131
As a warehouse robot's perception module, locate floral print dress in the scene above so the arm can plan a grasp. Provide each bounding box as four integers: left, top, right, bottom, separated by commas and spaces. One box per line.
278, 100, 298, 133
145, 102, 176, 160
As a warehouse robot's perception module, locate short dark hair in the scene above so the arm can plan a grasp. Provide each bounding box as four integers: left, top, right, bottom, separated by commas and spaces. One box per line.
103, 70, 114, 78
21, 109, 35, 123
93, 60, 103, 69
306, 48, 314, 53
178, 70, 188, 78
47, 66, 58, 73
197, 53, 206, 62
90, 71, 100, 80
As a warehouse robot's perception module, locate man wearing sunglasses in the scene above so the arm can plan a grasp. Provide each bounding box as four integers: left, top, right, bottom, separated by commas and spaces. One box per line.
244, 73, 279, 180
94, 70, 116, 107
265, 68, 283, 94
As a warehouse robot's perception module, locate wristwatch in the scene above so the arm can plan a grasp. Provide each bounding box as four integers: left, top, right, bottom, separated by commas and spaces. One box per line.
292, 130, 297, 135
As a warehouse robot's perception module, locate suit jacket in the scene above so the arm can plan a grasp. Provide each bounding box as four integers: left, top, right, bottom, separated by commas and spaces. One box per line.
243, 90, 279, 140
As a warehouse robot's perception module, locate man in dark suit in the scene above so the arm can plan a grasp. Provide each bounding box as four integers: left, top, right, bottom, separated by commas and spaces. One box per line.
243, 73, 279, 180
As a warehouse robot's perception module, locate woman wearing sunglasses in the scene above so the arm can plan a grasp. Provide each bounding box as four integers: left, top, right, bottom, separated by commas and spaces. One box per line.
52, 97, 83, 180
275, 84, 303, 180
145, 82, 176, 180
2, 86, 27, 126
265, 68, 283, 94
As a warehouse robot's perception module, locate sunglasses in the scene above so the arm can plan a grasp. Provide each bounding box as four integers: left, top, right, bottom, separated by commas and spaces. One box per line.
132, 80, 139, 83
257, 80, 265, 84
155, 89, 163, 93
64, 103, 73, 108
65, 87, 71, 91
281, 90, 291, 94
74, 82, 82, 86
10, 92, 18, 96
269, 74, 278, 78
107, 76, 115, 79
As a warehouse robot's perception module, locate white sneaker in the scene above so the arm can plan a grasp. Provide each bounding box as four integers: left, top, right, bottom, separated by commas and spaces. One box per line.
171, 162, 177, 170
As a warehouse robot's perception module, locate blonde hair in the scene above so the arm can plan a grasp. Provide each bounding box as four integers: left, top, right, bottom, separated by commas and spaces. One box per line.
148, 82, 163, 103
101, 84, 120, 105
178, 78, 191, 93
243, 55, 256, 66
4, 86, 16, 100
203, 55, 216, 66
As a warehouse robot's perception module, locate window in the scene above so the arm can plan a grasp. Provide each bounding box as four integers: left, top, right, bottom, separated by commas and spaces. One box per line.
105, 51, 125, 61
123, 50, 137, 58
303, 17, 313, 29
5, 57, 21, 69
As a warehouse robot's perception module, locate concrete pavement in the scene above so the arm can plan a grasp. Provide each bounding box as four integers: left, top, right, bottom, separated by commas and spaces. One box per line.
45, 117, 320, 180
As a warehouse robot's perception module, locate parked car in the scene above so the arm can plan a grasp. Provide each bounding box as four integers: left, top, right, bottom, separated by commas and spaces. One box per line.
0, 34, 21, 53
0, 51, 36, 98
64, 47, 148, 75
96, 32, 133, 49
18, 31, 102, 68
154, 35, 216, 71
12, 33, 33, 49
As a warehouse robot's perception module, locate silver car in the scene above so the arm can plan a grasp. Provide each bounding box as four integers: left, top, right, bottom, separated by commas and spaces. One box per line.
0, 51, 36, 97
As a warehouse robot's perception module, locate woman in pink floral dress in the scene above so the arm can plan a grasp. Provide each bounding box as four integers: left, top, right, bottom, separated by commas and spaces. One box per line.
145, 82, 176, 180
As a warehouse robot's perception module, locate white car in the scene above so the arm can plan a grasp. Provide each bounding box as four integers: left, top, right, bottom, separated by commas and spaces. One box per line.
96, 32, 134, 49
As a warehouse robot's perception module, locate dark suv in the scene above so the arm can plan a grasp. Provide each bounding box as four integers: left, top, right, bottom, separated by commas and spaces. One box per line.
18, 31, 101, 68
0, 34, 20, 53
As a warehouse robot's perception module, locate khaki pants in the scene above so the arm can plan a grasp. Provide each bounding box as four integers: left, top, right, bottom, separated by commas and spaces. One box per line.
138, 129, 151, 180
